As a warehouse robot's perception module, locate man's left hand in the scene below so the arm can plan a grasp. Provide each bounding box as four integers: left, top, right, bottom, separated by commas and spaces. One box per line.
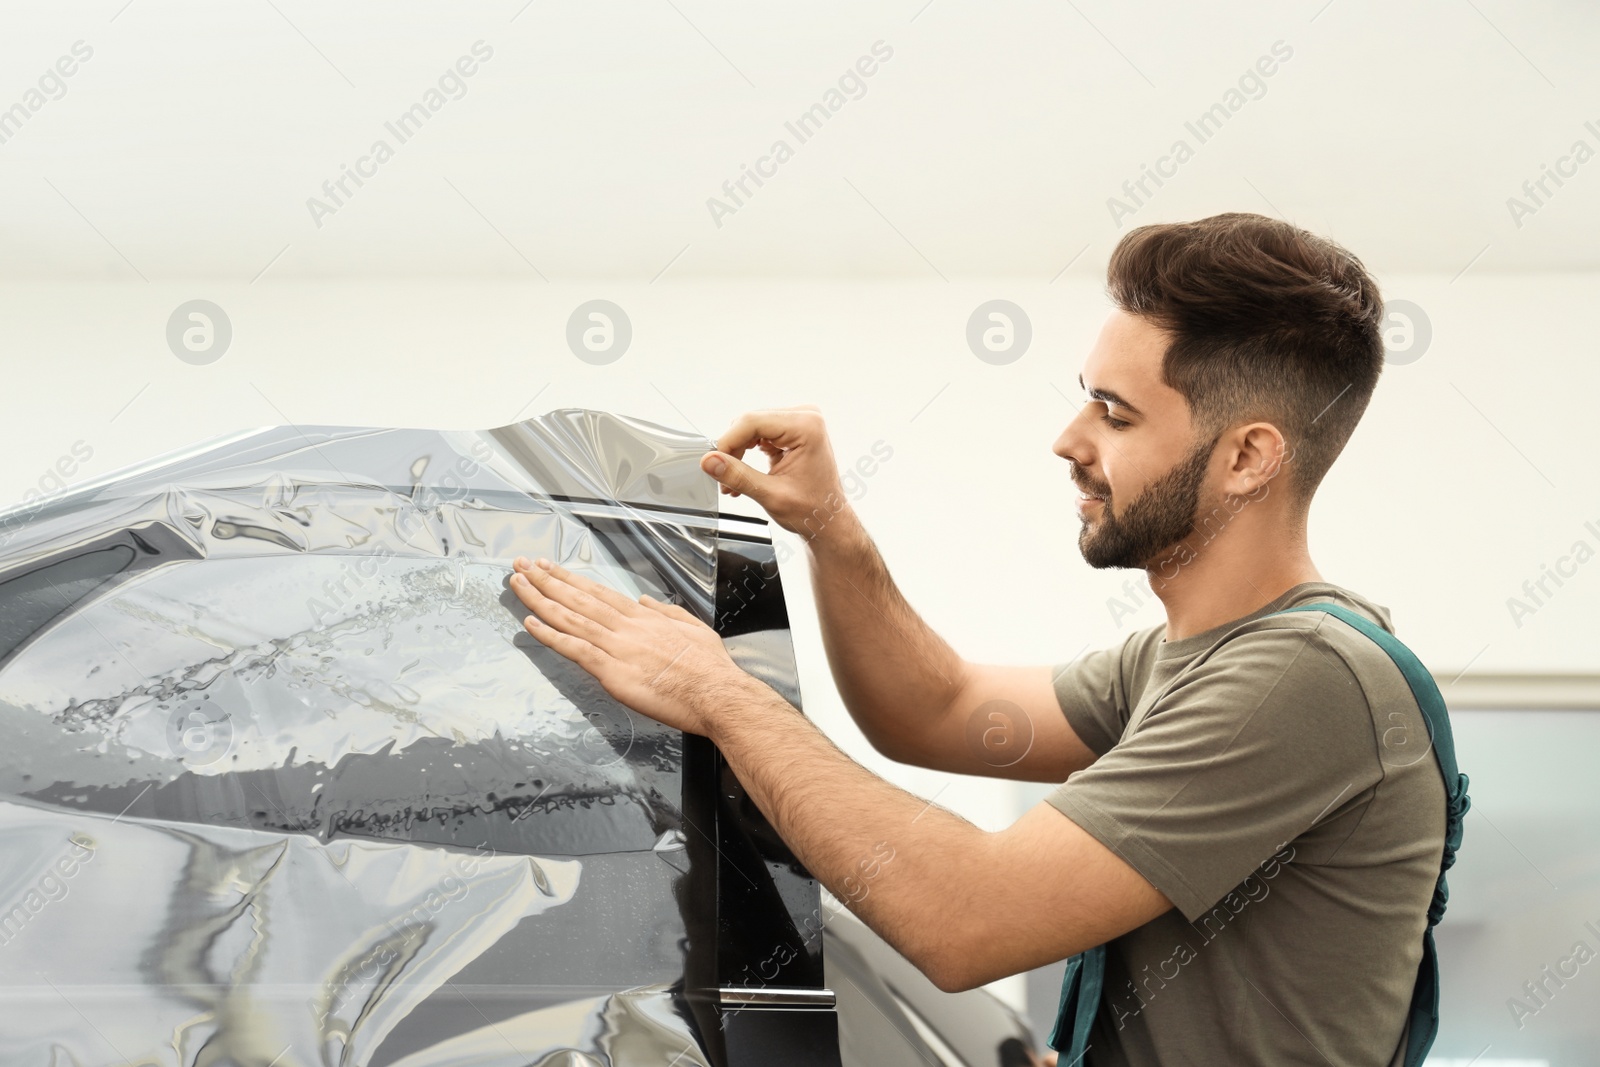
508, 556, 748, 735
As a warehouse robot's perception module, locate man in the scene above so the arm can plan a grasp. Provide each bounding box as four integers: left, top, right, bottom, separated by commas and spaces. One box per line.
506, 212, 1447, 1066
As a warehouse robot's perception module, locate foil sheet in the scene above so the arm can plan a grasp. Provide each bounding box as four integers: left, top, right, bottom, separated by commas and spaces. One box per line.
0, 410, 722, 1065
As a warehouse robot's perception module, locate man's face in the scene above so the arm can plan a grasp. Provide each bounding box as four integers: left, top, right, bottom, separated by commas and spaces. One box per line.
1052, 310, 1219, 570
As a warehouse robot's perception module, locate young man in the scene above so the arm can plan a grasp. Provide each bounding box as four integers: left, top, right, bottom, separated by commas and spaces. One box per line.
507, 212, 1446, 1066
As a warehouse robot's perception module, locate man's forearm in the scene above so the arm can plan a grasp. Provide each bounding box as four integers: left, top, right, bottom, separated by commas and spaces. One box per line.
804, 507, 966, 752
709, 671, 997, 990
507, 551, 1154, 995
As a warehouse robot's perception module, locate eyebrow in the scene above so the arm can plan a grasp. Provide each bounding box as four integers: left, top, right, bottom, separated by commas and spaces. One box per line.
1078, 373, 1144, 418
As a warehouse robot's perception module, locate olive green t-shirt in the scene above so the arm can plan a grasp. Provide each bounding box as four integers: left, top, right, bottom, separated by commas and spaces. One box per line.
1046, 581, 1446, 1067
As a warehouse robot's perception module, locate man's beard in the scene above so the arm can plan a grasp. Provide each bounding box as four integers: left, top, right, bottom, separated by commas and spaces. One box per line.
1077, 430, 1221, 570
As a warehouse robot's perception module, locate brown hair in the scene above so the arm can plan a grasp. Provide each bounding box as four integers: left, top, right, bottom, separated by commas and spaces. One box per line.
1105, 212, 1385, 503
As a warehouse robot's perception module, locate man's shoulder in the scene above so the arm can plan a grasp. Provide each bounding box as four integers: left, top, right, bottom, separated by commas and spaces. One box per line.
1060, 583, 1420, 752
1117, 582, 1418, 746
1113, 583, 1399, 689
1235, 584, 1411, 678
1253, 581, 1395, 636
1215, 581, 1392, 637
1186, 584, 1437, 772
1189, 582, 1402, 675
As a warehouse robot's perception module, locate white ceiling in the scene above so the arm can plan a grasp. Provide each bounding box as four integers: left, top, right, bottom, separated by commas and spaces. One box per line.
1, 0, 1596, 281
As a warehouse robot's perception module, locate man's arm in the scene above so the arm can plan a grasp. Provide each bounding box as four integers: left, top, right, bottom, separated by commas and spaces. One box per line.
508, 557, 1172, 993
705, 406, 1098, 782
710, 671, 1173, 992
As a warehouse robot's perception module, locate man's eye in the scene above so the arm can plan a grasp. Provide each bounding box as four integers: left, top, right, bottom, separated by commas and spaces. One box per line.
1101, 413, 1130, 430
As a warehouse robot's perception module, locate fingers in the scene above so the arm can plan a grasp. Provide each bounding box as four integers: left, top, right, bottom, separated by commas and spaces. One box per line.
639, 594, 699, 623
522, 612, 609, 674
513, 573, 614, 647
714, 406, 824, 460
706, 406, 831, 505
701, 449, 769, 500
513, 557, 638, 619
510, 563, 630, 649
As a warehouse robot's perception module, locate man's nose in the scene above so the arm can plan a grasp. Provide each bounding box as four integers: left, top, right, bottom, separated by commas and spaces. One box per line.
1052, 409, 1094, 464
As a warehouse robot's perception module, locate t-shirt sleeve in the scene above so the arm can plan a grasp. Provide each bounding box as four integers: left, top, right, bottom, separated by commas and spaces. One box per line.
1051, 631, 1140, 758
1045, 623, 1384, 921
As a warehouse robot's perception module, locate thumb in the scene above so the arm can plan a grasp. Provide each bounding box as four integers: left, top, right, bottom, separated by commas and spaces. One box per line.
701, 450, 767, 499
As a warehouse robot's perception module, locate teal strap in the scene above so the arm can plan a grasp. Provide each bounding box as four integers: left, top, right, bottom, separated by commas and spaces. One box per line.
1047, 601, 1470, 1067
1276, 603, 1462, 785
1046, 944, 1104, 1064
1274, 603, 1469, 1067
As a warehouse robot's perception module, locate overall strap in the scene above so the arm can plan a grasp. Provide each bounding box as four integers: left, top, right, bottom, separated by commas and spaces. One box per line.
1271, 602, 1470, 1067
1046, 943, 1104, 1064
1047, 601, 1470, 1067
1275, 603, 1462, 784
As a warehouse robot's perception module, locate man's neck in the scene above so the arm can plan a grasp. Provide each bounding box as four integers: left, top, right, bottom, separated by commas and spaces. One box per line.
1148, 532, 1323, 643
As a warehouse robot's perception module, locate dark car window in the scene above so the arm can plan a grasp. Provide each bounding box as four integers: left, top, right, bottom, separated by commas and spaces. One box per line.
0, 409, 1034, 1067
0, 412, 732, 1064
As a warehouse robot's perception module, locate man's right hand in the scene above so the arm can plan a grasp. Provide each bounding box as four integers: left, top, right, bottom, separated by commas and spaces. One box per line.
701, 403, 1100, 785
700, 405, 855, 544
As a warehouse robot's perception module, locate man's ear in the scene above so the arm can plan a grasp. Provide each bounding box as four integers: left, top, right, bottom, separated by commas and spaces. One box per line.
1258, 425, 1292, 483
1230, 422, 1288, 493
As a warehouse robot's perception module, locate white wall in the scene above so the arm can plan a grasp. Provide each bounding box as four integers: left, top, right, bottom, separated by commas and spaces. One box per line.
4, 272, 1598, 1007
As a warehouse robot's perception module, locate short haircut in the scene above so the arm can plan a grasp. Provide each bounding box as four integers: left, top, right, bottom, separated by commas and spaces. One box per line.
1105, 212, 1386, 503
